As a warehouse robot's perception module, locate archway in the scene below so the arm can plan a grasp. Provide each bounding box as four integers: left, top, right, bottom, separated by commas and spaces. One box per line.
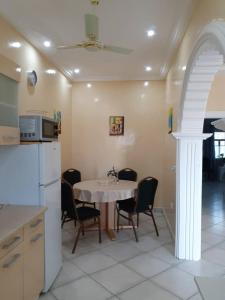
173, 20, 225, 260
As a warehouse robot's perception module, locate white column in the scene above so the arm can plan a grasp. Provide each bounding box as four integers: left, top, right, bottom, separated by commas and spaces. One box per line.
173, 132, 212, 261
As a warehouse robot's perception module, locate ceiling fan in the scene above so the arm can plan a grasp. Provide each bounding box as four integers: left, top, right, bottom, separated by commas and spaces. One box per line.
57, 14, 133, 55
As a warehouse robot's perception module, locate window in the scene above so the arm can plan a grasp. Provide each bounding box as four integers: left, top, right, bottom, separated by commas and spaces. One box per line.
214, 132, 225, 158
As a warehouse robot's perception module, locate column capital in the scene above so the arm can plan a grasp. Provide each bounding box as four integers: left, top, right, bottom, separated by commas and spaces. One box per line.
172, 132, 212, 140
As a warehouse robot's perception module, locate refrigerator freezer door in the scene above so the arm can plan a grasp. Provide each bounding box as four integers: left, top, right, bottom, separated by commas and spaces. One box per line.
40, 179, 62, 292
0, 144, 40, 205
39, 142, 61, 186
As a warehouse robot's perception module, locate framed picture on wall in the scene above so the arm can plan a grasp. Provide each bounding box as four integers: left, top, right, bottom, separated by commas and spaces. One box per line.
109, 116, 124, 136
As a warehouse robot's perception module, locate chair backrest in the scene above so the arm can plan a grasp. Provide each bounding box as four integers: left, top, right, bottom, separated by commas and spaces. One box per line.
135, 177, 158, 213
61, 180, 78, 220
118, 168, 137, 182
62, 168, 81, 186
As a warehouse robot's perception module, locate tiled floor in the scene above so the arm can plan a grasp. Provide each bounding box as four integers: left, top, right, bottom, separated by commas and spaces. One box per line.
39, 182, 225, 300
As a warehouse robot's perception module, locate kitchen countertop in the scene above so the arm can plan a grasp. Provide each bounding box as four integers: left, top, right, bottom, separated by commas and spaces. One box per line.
0, 205, 47, 243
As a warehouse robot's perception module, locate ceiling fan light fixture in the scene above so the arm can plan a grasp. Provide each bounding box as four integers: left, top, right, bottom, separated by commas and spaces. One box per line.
43, 40, 51, 47
74, 68, 80, 74
147, 29, 155, 37
145, 66, 152, 72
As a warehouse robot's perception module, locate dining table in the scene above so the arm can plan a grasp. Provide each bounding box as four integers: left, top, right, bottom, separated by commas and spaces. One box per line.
73, 179, 137, 240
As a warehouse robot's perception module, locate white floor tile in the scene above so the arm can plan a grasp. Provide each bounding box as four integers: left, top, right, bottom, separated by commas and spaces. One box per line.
152, 267, 198, 299
201, 231, 225, 246
39, 293, 56, 300
72, 251, 117, 274
51, 261, 85, 289
195, 277, 225, 300
203, 247, 225, 267
124, 254, 170, 278
150, 244, 180, 265
188, 293, 203, 300
178, 259, 225, 277
119, 280, 180, 300
217, 241, 225, 250
101, 241, 140, 262
129, 235, 163, 252
207, 224, 225, 237
91, 264, 144, 294
52, 276, 111, 300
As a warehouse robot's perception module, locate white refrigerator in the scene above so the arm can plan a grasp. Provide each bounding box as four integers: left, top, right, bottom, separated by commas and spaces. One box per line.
0, 141, 62, 292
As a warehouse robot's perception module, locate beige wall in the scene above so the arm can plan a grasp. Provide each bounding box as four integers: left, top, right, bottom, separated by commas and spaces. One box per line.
72, 81, 166, 207
207, 72, 225, 111
164, 0, 225, 229
0, 16, 72, 170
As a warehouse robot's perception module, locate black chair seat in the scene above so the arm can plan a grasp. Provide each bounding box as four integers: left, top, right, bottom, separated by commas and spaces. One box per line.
77, 207, 100, 221
118, 198, 136, 213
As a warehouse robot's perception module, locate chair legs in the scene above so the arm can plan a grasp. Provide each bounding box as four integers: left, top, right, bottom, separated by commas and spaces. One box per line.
116, 207, 120, 232
72, 216, 101, 253
150, 210, 159, 236
130, 215, 138, 242
137, 213, 139, 227
98, 216, 102, 243
72, 225, 82, 253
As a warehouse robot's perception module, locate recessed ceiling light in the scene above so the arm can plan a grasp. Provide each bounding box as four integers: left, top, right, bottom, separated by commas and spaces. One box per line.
87, 83, 92, 88
43, 40, 51, 47
9, 42, 21, 48
182, 65, 186, 71
16, 67, 21, 73
145, 66, 152, 72
94, 97, 99, 102
147, 30, 155, 37
46, 69, 56, 74
144, 81, 149, 87
74, 68, 80, 74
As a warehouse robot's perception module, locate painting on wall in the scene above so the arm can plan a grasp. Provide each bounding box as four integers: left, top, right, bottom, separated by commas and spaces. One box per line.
168, 107, 173, 134
109, 116, 124, 136
54, 110, 62, 134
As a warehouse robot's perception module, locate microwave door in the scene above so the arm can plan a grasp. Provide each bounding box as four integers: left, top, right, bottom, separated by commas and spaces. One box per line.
42, 119, 58, 141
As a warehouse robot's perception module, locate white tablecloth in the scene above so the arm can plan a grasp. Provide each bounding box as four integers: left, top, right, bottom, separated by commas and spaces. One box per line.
74, 179, 137, 203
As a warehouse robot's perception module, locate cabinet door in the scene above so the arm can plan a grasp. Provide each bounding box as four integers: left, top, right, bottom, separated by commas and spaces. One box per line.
0, 243, 23, 300
24, 230, 44, 300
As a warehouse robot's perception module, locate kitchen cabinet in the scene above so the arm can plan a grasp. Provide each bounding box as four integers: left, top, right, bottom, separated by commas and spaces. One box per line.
0, 207, 46, 300
0, 54, 20, 145
0, 243, 23, 300
24, 215, 44, 300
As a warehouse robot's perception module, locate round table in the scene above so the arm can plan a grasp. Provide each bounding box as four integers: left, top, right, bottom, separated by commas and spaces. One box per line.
74, 179, 137, 240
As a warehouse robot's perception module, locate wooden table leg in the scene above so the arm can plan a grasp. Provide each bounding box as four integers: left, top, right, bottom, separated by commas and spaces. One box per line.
106, 202, 116, 240
100, 202, 116, 241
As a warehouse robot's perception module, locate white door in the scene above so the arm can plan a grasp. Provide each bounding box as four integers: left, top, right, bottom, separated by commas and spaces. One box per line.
39, 142, 61, 186
40, 180, 62, 292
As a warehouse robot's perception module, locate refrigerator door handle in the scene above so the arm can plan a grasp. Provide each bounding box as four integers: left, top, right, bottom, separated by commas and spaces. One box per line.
40, 179, 60, 188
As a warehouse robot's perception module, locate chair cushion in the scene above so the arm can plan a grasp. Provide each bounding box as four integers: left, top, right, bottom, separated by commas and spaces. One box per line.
77, 207, 100, 221
118, 198, 136, 213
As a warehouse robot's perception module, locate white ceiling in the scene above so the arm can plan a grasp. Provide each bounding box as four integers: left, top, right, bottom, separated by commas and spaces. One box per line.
0, 0, 197, 81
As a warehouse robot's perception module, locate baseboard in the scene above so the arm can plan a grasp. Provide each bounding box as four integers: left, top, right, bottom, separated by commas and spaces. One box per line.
162, 208, 175, 240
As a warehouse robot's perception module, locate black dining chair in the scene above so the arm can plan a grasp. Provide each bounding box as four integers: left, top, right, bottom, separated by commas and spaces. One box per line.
61, 180, 101, 253
118, 168, 137, 182
116, 176, 159, 242
62, 168, 96, 208
117, 168, 138, 224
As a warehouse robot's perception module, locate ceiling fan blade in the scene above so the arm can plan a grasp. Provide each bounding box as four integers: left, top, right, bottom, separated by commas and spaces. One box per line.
85, 14, 99, 40
57, 43, 83, 50
103, 45, 133, 55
